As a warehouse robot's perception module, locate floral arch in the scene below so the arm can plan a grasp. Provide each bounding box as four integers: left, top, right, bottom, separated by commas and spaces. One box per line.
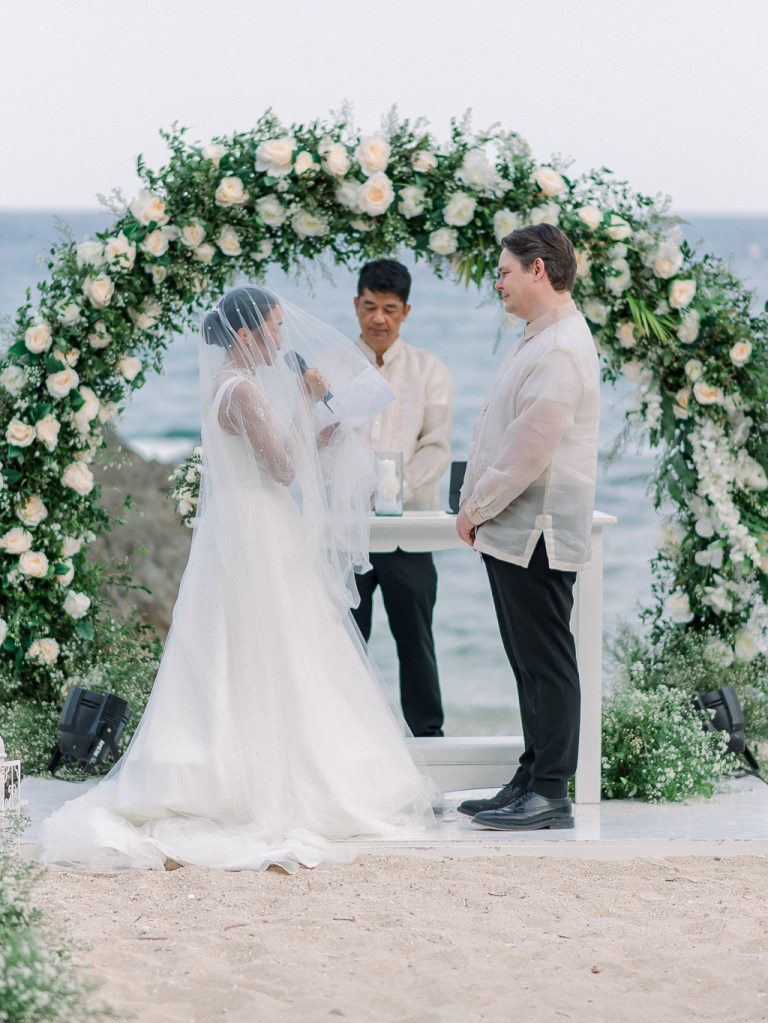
1, 110, 767, 740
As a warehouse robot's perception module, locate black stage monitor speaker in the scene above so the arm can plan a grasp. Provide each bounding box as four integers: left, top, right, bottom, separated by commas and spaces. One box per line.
448, 460, 467, 514
693, 685, 763, 779
49, 687, 132, 775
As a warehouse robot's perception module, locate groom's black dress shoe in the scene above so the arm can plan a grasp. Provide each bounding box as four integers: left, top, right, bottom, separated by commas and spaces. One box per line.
456, 782, 525, 818
472, 790, 574, 831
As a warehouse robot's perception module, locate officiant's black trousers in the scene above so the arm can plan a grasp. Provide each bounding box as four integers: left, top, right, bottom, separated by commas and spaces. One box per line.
351, 549, 444, 737
483, 537, 580, 799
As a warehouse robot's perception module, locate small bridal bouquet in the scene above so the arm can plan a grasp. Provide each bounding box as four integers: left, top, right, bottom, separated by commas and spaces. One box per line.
169, 447, 203, 527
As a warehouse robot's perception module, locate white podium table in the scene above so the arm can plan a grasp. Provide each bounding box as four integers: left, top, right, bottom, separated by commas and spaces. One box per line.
369, 510, 616, 803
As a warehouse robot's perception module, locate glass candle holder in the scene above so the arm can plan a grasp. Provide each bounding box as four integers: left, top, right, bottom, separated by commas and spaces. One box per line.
374, 451, 404, 516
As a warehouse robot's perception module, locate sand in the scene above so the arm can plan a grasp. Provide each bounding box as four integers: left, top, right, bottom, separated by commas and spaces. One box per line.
33, 854, 768, 1023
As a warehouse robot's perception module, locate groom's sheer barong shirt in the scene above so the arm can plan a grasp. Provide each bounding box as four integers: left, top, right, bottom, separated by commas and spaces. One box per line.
461, 300, 599, 571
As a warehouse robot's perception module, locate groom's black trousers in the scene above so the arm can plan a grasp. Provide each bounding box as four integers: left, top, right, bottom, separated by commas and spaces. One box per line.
483, 536, 580, 799
351, 549, 444, 737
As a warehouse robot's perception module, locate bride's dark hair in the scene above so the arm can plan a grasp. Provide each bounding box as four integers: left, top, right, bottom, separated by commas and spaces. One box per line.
203, 286, 280, 348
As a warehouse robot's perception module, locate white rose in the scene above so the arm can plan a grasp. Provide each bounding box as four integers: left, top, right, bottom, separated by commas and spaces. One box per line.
457, 151, 499, 192
98, 400, 117, 425
673, 388, 691, 420
358, 172, 395, 216
605, 214, 632, 241
16, 495, 48, 527
62, 461, 94, 495
355, 135, 390, 176
56, 302, 82, 326
693, 380, 724, 406
530, 202, 560, 226
583, 299, 610, 327
705, 637, 735, 667
104, 231, 137, 270
669, 279, 697, 309
57, 557, 75, 587
149, 265, 167, 285
531, 166, 567, 197
606, 258, 631, 296
577, 205, 602, 231
255, 136, 296, 177
652, 240, 684, 279
73, 386, 100, 433
83, 273, 115, 310
61, 536, 82, 557
19, 549, 49, 578
118, 356, 142, 381
428, 227, 459, 256
253, 195, 284, 229
291, 209, 329, 240
0, 618, 6, 646
730, 341, 752, 367
194, 243, 216, 264
35, 413, 61, 451
64, 590, 91, 619
129, 189, 169, 226
1, 365, 25, 395
25, 323, 52, 354
443, 192, 477, 227
677, 309, 700, 345
201, 143, 226, 166
335, 180, 362, 211
27, 637, 60, 665
575, 249, 592, 280
685, 359, 703, 381
251, 239, 274, 262
217, 226, 242, 256
493, 209, 521, 245
734, 630, 759, 663
0, 527, 33, 554
180, 220, 207, 248
130, 297, 161, 331
76, 238, 106, 268
616, 321, 637, 349
140, 229, 169, 258
665, 588, 694, 624
320, 142, 351, 177
398, 185, 426, 219
6, 418, 36, 448
215, 176, 249, 207
411, 149, 437, 174
293, 150, 317, 175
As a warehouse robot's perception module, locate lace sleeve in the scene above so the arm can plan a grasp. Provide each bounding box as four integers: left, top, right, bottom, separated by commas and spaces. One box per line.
217, 378, 295, 486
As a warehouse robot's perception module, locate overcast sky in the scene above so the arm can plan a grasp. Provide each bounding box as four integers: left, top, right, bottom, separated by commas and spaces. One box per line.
1, 0, 767, 214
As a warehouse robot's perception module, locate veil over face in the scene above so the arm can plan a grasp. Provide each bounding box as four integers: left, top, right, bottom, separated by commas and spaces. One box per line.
197, 284, 387, 612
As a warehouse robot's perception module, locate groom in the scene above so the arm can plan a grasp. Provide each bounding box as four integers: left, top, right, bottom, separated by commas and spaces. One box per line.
456, 224, 599, 830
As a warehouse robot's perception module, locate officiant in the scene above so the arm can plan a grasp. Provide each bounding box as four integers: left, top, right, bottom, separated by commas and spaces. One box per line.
350, 259, 453, 737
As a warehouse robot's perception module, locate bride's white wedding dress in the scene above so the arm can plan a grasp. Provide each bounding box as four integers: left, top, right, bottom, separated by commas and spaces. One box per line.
37, 289, 437, 873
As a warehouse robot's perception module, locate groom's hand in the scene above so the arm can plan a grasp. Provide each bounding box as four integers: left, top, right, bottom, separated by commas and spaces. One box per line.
457, 506, 476, 547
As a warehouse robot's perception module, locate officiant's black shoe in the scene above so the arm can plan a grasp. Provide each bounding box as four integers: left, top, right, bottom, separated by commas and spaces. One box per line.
456, 782, 525, 818
472, 790, 574, 831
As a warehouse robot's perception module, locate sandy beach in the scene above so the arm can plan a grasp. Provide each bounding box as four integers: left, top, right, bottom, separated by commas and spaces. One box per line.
33, 853, 768, 1023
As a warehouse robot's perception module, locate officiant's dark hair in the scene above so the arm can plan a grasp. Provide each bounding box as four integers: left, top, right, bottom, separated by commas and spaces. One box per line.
501, 225, 576, 292
357, 259, 411, 304
203, 286, 280, 348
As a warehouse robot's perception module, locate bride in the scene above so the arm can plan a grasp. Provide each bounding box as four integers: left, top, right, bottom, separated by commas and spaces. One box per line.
38, 285, 437, 872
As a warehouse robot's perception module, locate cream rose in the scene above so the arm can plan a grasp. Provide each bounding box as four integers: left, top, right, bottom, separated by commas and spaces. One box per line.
574, 249, 592, 280
583, 299, 610, 326
291, 209, 329, 240
409, 150, 435, 175
56, 557, 75, 587
577, 205, 602, 232
0, 618, 6, 646
443, 192, 476, 228
251, 239, 274, 262
358, 172, 395, 216
256, 195, 286, 228
16, 495, 47, 528
76, 238, 106, 268
677, 309, 700, 345
531, 166, 567, 197
652, 240, 684, 279
493, 209, 521, 245
355, 135, 390, 176
730, 341, 752, 367
73, 387, 100, 433
255, 137, 296, 177
0, 527, 33, 554
61, 536, 83, 557
193, 243, 216, 264
64, 590, 91, 619
180, 220, 207, 248
217, 226, 242, 256
118, 356, 142, 382
605, 214, 632, 241
19, 549, 49, 578
27, 637, 60, 665
129, 189, 169, 226
35, 414, 61, 451
705, 638, 734, 667
215, 176, 249, 207
456, 150, 499, 192
398, 185, 426, 219
62, 461, 95, 496
293, 150, 317, 175
130, 298, 161, 331
734, 630, 759, 663
140, 229, 169, 258
428, 227, 459, 256
56, 302, 82, 326
669, 279, 697, 309
320, 141, 351, 177
202, 143, 226, 166
616, 321, 637, 349
149, 265, 167, 286
606, 258, 631, 296
685, 359, 703, 381
530, 202, 560, 226
1, 365, 25, 395
693, 380, 724, 405
335, 180, 362, 211
82, 273, 115, 309
25, 323, 52, 354
673, 388, 691, 420
6, 418, 35, 448
104, 231, 137, 270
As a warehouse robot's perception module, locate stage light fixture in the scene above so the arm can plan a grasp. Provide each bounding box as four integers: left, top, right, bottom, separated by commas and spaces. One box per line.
49, 687, 132, 775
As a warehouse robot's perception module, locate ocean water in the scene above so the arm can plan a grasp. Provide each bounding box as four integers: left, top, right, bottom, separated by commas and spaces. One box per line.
2, 211, 767, 733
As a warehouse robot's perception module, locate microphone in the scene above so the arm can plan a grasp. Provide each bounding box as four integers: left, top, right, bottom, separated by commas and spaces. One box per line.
283, 350, 333, 405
